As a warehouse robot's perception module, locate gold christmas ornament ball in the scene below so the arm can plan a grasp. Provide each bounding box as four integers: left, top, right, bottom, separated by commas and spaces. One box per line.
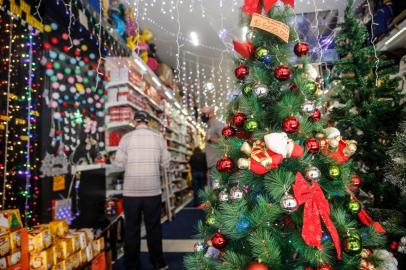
348, 199, 362, 214
342, 234, 362, 254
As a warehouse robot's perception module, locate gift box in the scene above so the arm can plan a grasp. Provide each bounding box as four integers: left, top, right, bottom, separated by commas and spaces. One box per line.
65, 256, 73, 270
79, 249, 87, 265
49, 245, 58, 266
0, 234, 10, 257
92, 238, 104, 256
70, 231, 87, 250
85, 244, 93, 262
64, 233, 80, 253
69, 252, 81, 269
78, 229, 94, 243
52, 260, 65, 270
0, 209, 23, 235
28, 228, 50, 253
0, 257, 6, 270
55, 239, 73, 260
29, 249, 52, 270
49, 220, 68, 240
9, 230, 22, 252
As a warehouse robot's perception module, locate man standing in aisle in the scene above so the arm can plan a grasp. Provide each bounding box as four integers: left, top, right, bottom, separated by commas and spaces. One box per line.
200, 106, 224, 188
114, 111, 170, 270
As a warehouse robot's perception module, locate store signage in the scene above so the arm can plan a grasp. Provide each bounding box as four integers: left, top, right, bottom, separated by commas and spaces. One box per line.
250, 13, 290, 43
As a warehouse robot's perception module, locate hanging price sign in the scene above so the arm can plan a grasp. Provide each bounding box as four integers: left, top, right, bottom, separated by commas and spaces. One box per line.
250, 13, 290, 43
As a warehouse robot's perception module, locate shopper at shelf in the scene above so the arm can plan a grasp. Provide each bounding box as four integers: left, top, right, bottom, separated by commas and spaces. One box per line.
114, 110, 170, 270
189, 147, 208, 206
200, 106, 225, 188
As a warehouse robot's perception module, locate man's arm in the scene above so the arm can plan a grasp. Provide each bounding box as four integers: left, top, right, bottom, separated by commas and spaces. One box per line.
114, 135, 129, 168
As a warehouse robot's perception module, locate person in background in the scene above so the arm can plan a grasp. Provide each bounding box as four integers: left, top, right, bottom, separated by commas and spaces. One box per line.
114, 111, 170, 270
200, 106, 224, 187
189, 147, 208, 206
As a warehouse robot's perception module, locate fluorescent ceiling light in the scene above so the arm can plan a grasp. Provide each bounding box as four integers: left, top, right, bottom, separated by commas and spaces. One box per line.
152, 76, 162, 88
384, 26, 406, 46
242, 26, 249, 41
134, 57, 147, 73
190, 31, 199, 46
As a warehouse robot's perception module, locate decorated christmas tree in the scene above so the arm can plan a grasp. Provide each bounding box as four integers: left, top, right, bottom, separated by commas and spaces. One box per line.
328, 0, 404, 210
184, 1, 397, 269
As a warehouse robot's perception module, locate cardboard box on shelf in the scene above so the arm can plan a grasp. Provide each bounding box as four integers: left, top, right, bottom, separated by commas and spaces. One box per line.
0, 234, 10, 257
52, 260, 65, 270
0, 209, 23, 235
65, 256, 73, 270
70, 230, 87, 250
64, 233, 80, 253
49, 220, 68, 240
9, 230, 22, 252
85, 244, 93, 262
29, 248, 52, 270
7, 250, 21, 267
69, 252, 81, 269
79, 249, 87, 265
28, 228, 45, 253
0, 257, 6, 270
78, 229, 94, 243
55, 238, 73, 260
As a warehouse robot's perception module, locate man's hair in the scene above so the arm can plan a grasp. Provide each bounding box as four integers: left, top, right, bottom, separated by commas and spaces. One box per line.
134, 110, 149, 123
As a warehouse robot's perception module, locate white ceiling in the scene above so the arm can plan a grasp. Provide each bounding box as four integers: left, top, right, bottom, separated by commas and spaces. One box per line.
137, 0, 349, 116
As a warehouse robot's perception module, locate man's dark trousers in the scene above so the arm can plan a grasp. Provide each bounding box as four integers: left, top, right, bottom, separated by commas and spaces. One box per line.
123, 195, 166, 270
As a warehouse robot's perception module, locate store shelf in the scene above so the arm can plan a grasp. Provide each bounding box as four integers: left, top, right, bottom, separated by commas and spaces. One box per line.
71, 164, 124, 175
106, 121, 135, 131
376, 16, 406, 51
106, 189, 123, 197
172, 185, 189, 194
171, 159, 188, 163
174, 197, 193, 214
168, 147, 189, 155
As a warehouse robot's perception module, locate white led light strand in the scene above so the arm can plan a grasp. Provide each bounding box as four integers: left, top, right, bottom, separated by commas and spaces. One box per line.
366, 0, 380, 85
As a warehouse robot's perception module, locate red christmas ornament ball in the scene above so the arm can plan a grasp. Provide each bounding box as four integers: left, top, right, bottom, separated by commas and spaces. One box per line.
282, 116, 300, 133
309, 108, 321, 122
235, 130, 251, 140
50, 37, 59, 45
305, 138, 320, 154
390, 240, 399, 250
274, 65, 290, 81
216, 157, 234, 173
294, 42, 310, 57
211, 232, 227, 250
317, 265, 332, 270
233, 112, 247, 128
350, 176, 362, 190
246, 262, 269, 270
222, 126, 236, 138
235, 64, 249, 81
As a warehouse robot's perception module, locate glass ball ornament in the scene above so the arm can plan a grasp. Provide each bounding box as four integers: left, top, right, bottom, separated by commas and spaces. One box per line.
247, 262, 269, 270
305, 166, 321, 181
218, 190, 229, 202
309, 108, 321, 122
294, 42, 310, 57
244, 118, 259, 133
211, 232, 227, 250
222, 126, 236, 138
252, 84, 269, 98
342, 233, 362, 254
305, 80, 317, 92
235, 64, 249, 81
349, 176, 362, 190
347, 199, 361, 214
301, 100, 316, 115
282, 116, 300, 133
304, 138, 320, 154
246, 30, 255, 43
255, 47, 269, 61
262, 54, 273, 65
193, 241, 206, 252
206, 215, 216, 225
274, 65, 291, 80
236, 216, 251, 233
329, 165, 341, 178
230, 186, 244, 200
216, 156, 234, 173
317, 264, 333, 270
280, 193, 299, 213
205, 246, 221, 259
233, 112, 247, 128
242, 84, 253, 96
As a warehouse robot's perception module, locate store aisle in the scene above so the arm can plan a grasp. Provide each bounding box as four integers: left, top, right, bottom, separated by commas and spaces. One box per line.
113, 204, 205, 270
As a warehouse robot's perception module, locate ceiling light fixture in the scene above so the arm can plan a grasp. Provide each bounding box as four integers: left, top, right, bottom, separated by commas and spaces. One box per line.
190, 31, 199, 46
242, 26, 249, 41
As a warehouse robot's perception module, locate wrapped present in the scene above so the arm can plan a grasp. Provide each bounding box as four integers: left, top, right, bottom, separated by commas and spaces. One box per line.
0, 257, 6, 270
64, 233, 80, 253
79, 249, 87, 265
85, 244, 93, 262
78, 229, 94, 243
50, 220, 68, 240
65, 256, 73, 270
0, 234, 10, 257
9, 230, 22, 252
70, 231, 87, 250
55, 239, 73, 260
69, 252, 81, 269
28, 229, 45, 253
52, 260, 65, 270
7, 250, 21, 267
29, 249, 52, 270
92, 238, 104, 255
0, 209, 23, 234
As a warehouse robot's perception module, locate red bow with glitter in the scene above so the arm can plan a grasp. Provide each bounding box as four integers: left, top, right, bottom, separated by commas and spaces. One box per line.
292, 172, 342, 260
242, 0, 295, 15
233, 40, 255, 59
351, 196, 385, 233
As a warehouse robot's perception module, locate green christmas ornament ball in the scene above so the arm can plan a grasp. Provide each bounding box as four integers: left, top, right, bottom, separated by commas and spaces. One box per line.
242, 84, 253, 96
206, 215, 215, 225
244, 118, 259, 132
342, 233, 362, 254
347, 199, 361, 214
329, 165, 340, 178
255, 47, 269, 61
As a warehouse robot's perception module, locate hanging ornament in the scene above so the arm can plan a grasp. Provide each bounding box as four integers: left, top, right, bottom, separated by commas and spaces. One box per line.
252, 84, 269, 98
206, 215, 216, 225
235, 64, 249, 81
305, 166, 321, 181
193, 241, 206, 252
294, 42, 310, 57
305, 138, 320, 154
301, 100, 316, 115
274, 65, 290, 81
211, 232, 227, 250
216, 157, 234, 173
342, 232, 362, 254
212, 178, 221, 190
218, 190, 229, 202
262, 55, 273, 65
205, 246, 221, 259
309, 109, 321, 122
349, 176, 362, 190
236, 217, 251, 233
242, 84, 253, 96
247, 262, 269, 270
244, 118, 259, 133
233, 112, 247, 128
230, 187, 244, 200
305, 80, 317, 92
255, 47, 269, 61
246, 30, 255, 43
347, 199, 361, 214
222, 126, 236, 138
328, 165, 340, 178
282, 116, 300, 133
280, 193, 299, 213
317, 265, 332, 270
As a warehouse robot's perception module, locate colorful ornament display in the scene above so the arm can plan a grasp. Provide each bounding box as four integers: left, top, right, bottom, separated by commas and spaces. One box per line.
236, 216, 251, 233
309, 108, 321, 122
211, 232, 227, 250
305, 166, 321, 181
294, 42, 310, 56
280, 193, 299, 213
252, 84, 269, 98
242, 84, 253, 96
328, 165, 340, 178
282, 116, 300, 133
230, 187, 244, 200
205, 246, 221, 259
216, 157, 234, 173
244, 118, 259, 133
247, 262, 269, 270
347, 199, 362, 214
304, 138, 320, 154
222, 126, 236, 138
233, 112, 247, 128
235, 64, 249, 80
274, 65, 291, 81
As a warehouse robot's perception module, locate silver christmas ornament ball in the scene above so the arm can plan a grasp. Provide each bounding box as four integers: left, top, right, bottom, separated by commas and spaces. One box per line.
302, 100, 316, 115
305, 166, 322, 181
246, 30, 255, 43
194, 241, 205, 252
218, 190, 229, 202
280, 193, 299, 213
253, 83, 269, 98
230, 187, 244, 200
212, 179, 221, 190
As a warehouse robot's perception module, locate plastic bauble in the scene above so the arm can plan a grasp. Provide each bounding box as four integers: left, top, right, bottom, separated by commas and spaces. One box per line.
274, 65, 290, 80
305, 166, 321, 181
255, 47, 269, 61
305, 138, 320, 154
222, 126, 236, 138
317, 264, 332, 270
244, 118, 259, 133
305, 80, 317, 92
329, 165, 340, 178
294, 42, 310, 57
211, 232, 227, 250
242, 84, 253, 96
235, 64, 249, 80
218, 190, 229, 202
280, 193, 298, 213
282, 116, 300, 133
246, 30, 255, 43
309, 108, 321, 122
342, 234, 362, 254
247, 262, 268, 270
347, 199, 361, 214
236, 217, 251, 233
193, 241, 206, 252
252, 84, 269, 98
233, 112, 247, 128
305, 64, 319, 81
212, 179, 221, 190
230, 187, 244, 200
216, 157, 234, 173
349, 176, 362, 190
302, 100, 316, 115
205, 246, 220, 259
262, 54, 273, 65
206, 215, 215, 225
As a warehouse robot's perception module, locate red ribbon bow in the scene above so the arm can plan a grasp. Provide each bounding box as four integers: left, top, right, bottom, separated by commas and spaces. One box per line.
242, 0, 295, 15
350, 196, 385, 233
232, 40, 255, 59
292, 172, 342, 260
